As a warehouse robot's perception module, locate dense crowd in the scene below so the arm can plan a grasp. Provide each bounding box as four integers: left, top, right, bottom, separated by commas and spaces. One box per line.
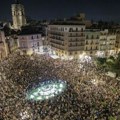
0, 52, 120, 120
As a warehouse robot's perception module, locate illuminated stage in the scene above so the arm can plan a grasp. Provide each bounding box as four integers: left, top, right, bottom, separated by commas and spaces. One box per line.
26, 80, 67, 101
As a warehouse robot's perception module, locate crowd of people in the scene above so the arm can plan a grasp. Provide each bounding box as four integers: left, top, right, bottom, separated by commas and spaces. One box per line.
0, 52, 120, 120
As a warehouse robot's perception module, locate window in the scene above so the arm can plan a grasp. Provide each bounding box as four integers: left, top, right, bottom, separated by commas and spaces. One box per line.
96, 46, 98, 50
86, 41, 88, 44
70, 52, 72, 55
91, 35, 94, 39
31, 36, 34, 39
22, 12, 24, 15
76, 28, 78, 32
37, 42, 39, 46
81, 28, 84, 32
22, 43, 25, 48
86, 35, 89, 39
70, 43, 72, 46
69, 28, 73, 32
37, 35, 39, 39
96, 35, 99, 39
91, 41, 93, 44
81, 33, 84, 36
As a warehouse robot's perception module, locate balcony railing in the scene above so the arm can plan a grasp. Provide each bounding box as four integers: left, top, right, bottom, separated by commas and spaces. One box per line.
50, 40, 64, 46
51, 44, 64, 50
68, 35, 85, 37
49, 32, 64, 36
50, 36, 64, 41
69, 30, 84, 32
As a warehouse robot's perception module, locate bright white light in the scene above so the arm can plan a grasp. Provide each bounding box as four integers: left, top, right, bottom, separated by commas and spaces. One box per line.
46, 96, 49, 99
96, 51, 105, 58
20, 111, 30, 120
79, 54, 92, 63
50, 54, 59, 59
26, 80, 67, 101
33, 92, 38, 96
30, 95, 34, 99
60, 84, 63, 88
37, 96, 42, 100
91, 79, 98, 85
58, 89, 62, 92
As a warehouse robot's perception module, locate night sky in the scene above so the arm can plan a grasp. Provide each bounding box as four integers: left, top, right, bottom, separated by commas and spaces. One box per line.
0, 0, 120, 22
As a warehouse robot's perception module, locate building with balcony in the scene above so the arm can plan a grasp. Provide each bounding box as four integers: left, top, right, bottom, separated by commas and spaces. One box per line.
85, 29, 100, 56
18, 32, 44, 55
99, 30, 116, 57
48, 22, 86, 59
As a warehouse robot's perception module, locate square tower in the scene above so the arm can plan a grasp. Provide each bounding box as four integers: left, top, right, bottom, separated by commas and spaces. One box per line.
11, 0, 26, 30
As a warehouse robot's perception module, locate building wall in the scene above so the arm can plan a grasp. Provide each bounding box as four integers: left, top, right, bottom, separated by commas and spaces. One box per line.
48, 25, 118, 59
0, 31, 8, 59
116, 31, 120, 53
99, 30, 116, 57
48, 25, 86, 59
18, 34, 43, 55
85, 30, 100, 56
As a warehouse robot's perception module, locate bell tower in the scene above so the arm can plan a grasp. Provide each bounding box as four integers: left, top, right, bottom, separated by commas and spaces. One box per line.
11, 0, 26, 30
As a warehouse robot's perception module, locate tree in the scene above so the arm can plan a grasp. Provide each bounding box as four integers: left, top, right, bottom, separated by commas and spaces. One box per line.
112, 53, 120, 76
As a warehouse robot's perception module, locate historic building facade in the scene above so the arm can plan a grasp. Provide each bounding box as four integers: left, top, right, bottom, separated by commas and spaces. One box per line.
48, 23, 117, 59
99, 30, 116, 57
11, 0, 26, 30
18, 33, 44, 55
85, 29, 100, 56
48, 24, 86, 59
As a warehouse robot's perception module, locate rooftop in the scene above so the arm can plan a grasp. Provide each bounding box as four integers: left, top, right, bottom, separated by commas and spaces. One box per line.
50, 19, 85, 26
18, 26, 44, 36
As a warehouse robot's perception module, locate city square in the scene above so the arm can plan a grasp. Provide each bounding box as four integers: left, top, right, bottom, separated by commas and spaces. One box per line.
0, 52, 120, 120
0, 0, 120, 120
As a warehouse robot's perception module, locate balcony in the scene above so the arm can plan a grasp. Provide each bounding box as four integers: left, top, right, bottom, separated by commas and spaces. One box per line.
49, 32, 64, 36
68, 35, 85, 38
69, 29, 84, 33
68, 47, 84, 51
51, 44, 64, 50
50, 36, 64, 41
69, 40, 85, 43
51, 40, 64, 46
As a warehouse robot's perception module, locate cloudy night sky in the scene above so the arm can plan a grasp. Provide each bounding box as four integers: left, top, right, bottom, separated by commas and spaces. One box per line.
0, 0, 120, 22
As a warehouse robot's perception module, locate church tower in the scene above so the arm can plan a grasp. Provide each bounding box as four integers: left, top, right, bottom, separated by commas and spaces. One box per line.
11, 0, 26, 30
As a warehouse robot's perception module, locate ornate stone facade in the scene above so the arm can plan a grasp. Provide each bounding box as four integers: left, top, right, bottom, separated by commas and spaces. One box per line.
11, 0, 26, 30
